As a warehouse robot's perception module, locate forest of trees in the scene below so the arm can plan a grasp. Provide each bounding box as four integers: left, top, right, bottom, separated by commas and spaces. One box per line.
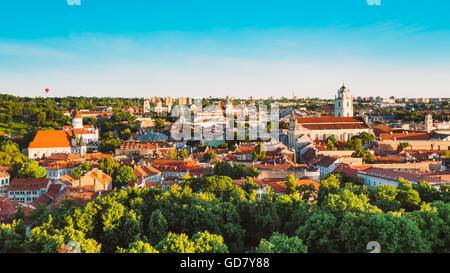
1, 172, 449, 253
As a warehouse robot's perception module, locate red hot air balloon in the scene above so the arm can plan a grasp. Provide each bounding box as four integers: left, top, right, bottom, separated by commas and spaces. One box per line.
45, 89, 50, 93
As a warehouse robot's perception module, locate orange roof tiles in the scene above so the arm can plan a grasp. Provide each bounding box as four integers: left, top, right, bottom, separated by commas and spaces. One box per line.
29, 130, 72, 149
46, 184, 63, 198
86, 168, 112, 185
73, 111, 82, 118
59, 173, 78, 186
0, 170, 10, 178
380, 132, 432, 141
134, 165, 161, 177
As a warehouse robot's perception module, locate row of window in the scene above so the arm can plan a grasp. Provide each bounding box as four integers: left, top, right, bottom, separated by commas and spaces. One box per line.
9, 190, 43, 196
11, 197, 38, 202
0, 178, 10, 185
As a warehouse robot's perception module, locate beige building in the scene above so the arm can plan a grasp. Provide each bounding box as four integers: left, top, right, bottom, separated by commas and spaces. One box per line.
74, 168, 113, 191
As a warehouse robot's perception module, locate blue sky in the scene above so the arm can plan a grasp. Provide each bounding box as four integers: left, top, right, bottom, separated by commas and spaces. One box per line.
0, 0, 449, 98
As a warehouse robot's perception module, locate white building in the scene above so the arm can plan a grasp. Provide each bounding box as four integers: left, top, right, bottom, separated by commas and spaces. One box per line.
7, 177, 50, 203
0, 171, 10, 197
334, 84, 353, 117
288, 85, 371, 148
63, 111, 99, 145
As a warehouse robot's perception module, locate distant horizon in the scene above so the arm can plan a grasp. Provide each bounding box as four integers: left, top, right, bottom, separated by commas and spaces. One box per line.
1, 90, 448, 101
1, 1, 450, 98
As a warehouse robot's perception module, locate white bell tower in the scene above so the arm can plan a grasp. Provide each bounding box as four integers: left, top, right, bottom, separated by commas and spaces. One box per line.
334, 84, 353, 117
425, 114, 433, 133
72, 111, 83, 129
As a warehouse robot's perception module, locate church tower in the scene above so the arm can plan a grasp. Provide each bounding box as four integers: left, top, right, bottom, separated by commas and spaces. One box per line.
143, 98, 150, 113
334, 84, 353, 117
72, 110, 83, 129
425, 114, 433, 133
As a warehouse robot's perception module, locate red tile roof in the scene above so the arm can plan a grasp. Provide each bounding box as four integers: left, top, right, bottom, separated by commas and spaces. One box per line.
314, 156, 338, 168
85, 168, 112, 185
0, 170, 10, 178
59, 173, 78, 186
358, 167, 447, 185
295, 117, 369, 130
8, 178, 50, 191
46, 184, 63, 198
380, 132, 432, 141
134, 165, 161, 177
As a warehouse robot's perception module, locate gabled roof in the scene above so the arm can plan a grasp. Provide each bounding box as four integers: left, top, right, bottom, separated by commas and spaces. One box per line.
29, 130, 73, 149
0, 170, 10, 178
134, 165, 161, 177
46, 184, 63, 198
301, 148, 316, 162
314, 156, 338, 168
59, 173, 78, 186
84, 168, 112, 185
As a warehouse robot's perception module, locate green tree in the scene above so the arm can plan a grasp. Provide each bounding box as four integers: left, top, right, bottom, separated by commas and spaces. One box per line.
0, 220, 27, 253
29, 203, 50, 227
117, 240, 159, 253
396, 178, 421, 211
324, 189, 381, 214
17, 160, 46, 178
440, 150, 450, 158
148, 209, 168, 245
397, 142, 410, 151
326, 136, 338, 151
338, 212, 430, 253
191, 230, 229, 253
167, 150, 177, 160
295, 210, 340, 253
119, 128, 131, 140
317, 174, 341, 204
99, 157, 119, 177
256, 232, 307, 253
203, 152, 217, 162
154, 118, 165, 129
413, 180, 440, 203
156, 232, 196, 253
72, 161, 91, 179
284, 174, 297, 195
178, 149, 189, 159
114, 166, 136, 188
252, 144, 267, 161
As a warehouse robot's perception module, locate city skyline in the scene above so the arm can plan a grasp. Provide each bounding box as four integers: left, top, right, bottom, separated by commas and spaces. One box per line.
1, 1, 450, 98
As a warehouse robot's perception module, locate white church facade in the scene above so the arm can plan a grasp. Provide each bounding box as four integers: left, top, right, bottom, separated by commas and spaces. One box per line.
28, 110, 98, 159
288, 84, 372, 148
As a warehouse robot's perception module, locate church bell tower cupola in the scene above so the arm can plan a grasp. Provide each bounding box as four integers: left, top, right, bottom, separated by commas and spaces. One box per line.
334, 83, 353, 117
